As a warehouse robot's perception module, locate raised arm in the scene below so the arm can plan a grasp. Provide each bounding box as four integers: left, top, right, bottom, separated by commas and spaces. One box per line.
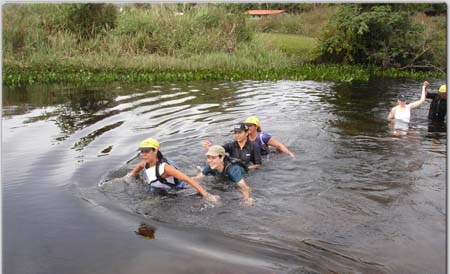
267, 138, 296, 159
408, 81, 429, 109
201, 140, 212, 151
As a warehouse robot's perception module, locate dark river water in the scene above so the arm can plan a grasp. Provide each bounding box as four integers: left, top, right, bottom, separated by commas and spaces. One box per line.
3, 79, 446, 274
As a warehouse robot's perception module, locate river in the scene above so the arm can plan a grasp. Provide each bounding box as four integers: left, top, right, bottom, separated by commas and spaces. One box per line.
3, 79, 446, 274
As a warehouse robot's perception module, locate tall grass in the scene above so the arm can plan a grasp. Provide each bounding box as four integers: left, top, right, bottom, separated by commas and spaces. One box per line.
254, 33, 318, 62
3, 4, 252, 59
247, 5, 338, 37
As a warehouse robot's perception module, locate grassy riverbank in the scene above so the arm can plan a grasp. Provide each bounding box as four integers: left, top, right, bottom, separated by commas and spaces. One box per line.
2, 4, 446, 86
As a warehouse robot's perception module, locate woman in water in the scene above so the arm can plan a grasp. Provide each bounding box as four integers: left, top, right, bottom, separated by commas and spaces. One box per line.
244, 116, 296, 159
194, 145, 255, 206
128, 137, 219, 202
388, 81, 429, 123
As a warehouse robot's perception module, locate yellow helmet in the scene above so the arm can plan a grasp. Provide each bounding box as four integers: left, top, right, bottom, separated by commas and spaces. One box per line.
138, 138, 160, 150
245, 116, 260, 128
439, 85, 446, 93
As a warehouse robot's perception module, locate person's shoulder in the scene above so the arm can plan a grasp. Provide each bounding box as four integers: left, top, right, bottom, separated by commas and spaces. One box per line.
202, 165, 211, 175
223, 141, 234, 149
159, 161, 168, 173
261, 132, 271, 141
426, 91, 439, 99
226, 164, 246, 182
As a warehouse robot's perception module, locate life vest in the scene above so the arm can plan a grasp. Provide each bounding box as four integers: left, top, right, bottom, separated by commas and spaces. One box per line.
143, 152, 186, 190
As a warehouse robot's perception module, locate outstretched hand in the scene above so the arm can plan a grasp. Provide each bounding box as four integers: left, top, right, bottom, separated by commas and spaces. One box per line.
288, 151, 296, 160
205, 193, 220, 203
423, 81, 430, 88
124, 173, 134, 184
242, 197, 255, 206
201, 140, 212, 151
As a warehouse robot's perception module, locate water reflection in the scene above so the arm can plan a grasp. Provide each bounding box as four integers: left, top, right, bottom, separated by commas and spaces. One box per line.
135, 223, 156, 240
3, 82, 244, 147
318, 80, 394, 136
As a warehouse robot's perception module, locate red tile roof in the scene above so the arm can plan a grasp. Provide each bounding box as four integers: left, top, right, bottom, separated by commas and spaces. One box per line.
245, 10, 286, 15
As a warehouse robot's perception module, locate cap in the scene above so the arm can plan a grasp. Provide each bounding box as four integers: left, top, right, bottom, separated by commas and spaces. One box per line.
439, 85, 446, 93
206, 145, 225, 157
397, 94, 406, 101
244, 116, 260, 128
230, 122, 249, 132
138, 138, 160, 151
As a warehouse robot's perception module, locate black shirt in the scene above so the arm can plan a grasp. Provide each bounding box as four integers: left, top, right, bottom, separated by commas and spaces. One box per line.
222, 140, 262, 166
426, 91, 446, 121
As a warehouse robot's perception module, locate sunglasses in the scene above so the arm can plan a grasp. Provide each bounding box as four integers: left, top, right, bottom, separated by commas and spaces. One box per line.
140, 148, 155, 154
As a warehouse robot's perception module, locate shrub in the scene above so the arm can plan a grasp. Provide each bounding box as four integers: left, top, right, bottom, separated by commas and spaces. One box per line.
318, 4, 429, 68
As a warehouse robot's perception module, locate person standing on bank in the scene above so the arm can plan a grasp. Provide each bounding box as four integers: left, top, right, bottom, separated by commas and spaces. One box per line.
194, 145, 255, 206
127, 138, 219, 202
244, 116, 296, 159
388, 81, 429, 123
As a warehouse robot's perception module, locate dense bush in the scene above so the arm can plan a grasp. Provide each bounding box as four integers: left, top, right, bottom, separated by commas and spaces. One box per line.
318, 4, 436, 68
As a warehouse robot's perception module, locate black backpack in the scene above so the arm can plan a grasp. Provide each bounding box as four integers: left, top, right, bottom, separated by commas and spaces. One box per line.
224, 156, 248, 173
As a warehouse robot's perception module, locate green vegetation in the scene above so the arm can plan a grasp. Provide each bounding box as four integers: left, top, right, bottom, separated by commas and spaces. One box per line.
2, 3, 446, 86
254, 33, 318, 62
318, 4, 446, 69
66, 4, 118, 39
5, 64, 442, 87
247, 5, 338, 37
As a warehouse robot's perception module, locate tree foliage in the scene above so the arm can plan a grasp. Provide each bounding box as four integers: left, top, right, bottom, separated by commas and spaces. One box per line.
318, 4, 432, 68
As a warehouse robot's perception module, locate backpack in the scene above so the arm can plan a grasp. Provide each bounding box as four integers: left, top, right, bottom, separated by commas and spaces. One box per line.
259, 133, 270, 155
224, 156, 248, 173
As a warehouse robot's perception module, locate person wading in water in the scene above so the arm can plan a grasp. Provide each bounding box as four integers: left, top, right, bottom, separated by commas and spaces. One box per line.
127, 138, 219, 202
